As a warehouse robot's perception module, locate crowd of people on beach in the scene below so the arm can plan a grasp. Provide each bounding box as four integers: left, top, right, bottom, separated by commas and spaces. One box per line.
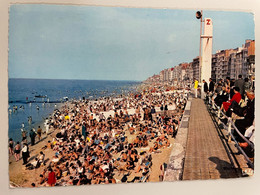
9, 84, 189, 187
195, 75, 255, 160
9, 74, 255, 187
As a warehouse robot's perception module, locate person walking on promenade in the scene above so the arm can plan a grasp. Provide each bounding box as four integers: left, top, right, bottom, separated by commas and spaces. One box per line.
21, 143, 30, 165
37, 126, 42, 142
9, 138, 14, 155
193, 78, 198, 98
234, 74, 245, 98
14, 141, 21, 161
202, 79, 208, 100
47, 168, 56, 187
29, 129, 36, 146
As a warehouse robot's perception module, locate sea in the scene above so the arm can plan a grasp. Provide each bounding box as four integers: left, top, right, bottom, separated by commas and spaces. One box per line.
8, 78, 140, 143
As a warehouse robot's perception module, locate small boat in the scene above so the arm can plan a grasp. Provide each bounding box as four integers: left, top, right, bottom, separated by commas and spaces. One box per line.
35, 95, 47, 98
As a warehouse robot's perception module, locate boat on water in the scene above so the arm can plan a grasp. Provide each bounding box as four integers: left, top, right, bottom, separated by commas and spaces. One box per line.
34, 95, 47, 98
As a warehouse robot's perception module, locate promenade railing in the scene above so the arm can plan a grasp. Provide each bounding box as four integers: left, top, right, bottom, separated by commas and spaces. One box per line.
207, 100, 254, 169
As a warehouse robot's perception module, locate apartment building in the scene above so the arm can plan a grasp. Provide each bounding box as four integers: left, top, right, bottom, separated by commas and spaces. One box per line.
150, 39, 255, 84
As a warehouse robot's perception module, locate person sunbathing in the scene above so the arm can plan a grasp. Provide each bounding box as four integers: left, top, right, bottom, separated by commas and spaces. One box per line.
142, 136, 148, 147
120, 152, 128, 162
38, 151, 45, 166
133, 137, 139, 147
125, 161, 135, 170
149, 142, 159, 153
47, 140, 53, 149
39, 174, 46, 185
67, 176, 74, 186
54, 165, 62, 180
129, 125, 135, 134
31, 158, 40, 169
52, 155, 60, 164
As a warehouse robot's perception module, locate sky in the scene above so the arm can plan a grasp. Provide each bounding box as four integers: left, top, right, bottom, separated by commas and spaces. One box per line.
8, 4, 255, 81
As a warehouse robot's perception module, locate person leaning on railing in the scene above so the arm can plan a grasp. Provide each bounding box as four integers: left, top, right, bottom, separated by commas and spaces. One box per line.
207, 89, 255, 166
206, 78, 215, 104
208, 82, 219, 106
233, 89, 255, 142
212, 85, 229, 108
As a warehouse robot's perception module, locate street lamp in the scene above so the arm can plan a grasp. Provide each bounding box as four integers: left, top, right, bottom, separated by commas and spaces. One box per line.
196, 11, 202, 19
195, 11, 213, 99
196, 10, 203, 83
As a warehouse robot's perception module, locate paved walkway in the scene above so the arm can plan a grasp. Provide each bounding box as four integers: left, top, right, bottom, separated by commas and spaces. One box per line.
182, 98, 239, 180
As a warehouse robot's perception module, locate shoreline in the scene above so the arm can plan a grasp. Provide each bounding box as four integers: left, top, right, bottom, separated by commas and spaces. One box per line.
9, 82, 189, 187
8, 80, 142, 144
9, 84, 144, 186
8, 102, 64, 144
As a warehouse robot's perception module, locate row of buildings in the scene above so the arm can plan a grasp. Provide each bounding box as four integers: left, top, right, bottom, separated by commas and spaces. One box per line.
145, 39, 255, 85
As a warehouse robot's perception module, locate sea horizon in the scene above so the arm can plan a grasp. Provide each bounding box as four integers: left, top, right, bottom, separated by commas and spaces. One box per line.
8, 77, 143, 83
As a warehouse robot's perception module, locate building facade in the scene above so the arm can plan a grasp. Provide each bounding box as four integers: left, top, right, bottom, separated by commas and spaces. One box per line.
192, 57, 200, 81
150, 39, 255, 85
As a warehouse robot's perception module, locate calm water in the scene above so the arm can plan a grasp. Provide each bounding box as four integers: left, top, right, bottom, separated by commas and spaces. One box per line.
8, 78, 140, 142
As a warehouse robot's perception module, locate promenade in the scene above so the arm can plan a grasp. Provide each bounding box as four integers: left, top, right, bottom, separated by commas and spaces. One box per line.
164, 97, 246, 181
182, 98, 239, 180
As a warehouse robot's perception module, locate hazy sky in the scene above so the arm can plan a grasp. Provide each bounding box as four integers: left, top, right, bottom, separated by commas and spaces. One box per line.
8, 4, 254, 81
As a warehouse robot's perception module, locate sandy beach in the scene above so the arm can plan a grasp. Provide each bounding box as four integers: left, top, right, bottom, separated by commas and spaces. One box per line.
9, 84, 188, 187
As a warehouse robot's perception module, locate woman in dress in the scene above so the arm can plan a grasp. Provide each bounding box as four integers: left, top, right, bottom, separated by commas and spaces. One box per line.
47, 168, 56, 186
221, 87, 241, 112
